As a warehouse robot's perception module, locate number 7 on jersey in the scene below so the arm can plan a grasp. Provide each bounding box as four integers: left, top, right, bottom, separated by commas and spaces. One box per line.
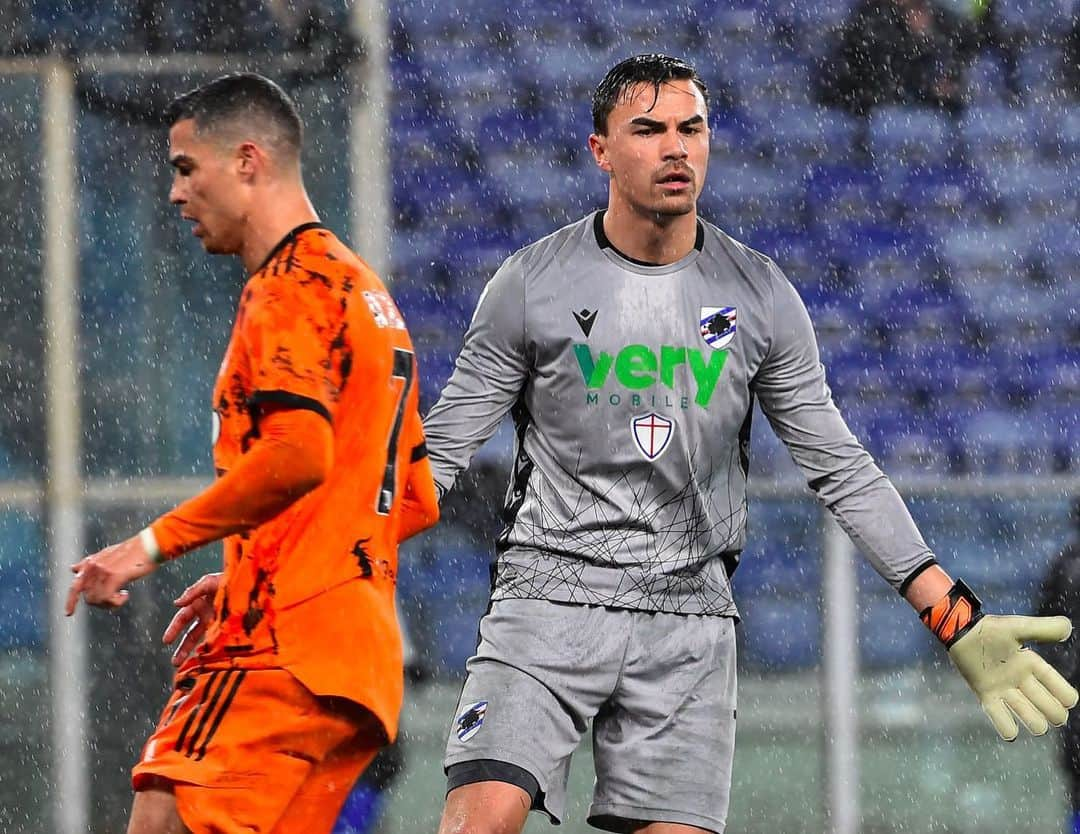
378, 348, 416, 515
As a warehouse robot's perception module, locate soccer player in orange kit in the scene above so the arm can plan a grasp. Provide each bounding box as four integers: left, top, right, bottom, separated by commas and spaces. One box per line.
65, 73, 439, 834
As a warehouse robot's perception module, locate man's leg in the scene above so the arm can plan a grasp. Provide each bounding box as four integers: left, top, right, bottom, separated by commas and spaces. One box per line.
126, 782, 189, 834
443, 601, 626, 829
270, 703, 382, 834
589, 614, 737, 834
437, 781, 532, 834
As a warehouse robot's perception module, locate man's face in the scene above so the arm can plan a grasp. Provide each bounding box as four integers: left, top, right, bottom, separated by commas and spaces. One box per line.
590, 78, 709, 219
168, 119, 247, 255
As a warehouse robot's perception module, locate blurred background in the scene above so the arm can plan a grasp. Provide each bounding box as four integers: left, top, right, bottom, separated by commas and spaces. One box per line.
1, 0, 1079, 832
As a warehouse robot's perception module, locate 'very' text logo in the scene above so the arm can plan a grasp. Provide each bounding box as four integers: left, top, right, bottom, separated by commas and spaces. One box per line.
573, 343, 728, 408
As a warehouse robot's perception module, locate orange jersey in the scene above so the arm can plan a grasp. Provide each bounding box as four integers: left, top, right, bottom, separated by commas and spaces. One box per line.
187, 223, 432, 737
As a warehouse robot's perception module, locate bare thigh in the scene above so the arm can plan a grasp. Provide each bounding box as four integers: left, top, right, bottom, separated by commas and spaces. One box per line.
633, 823, 717, 834
126, 782, 189, 834
438, 780, 533, 834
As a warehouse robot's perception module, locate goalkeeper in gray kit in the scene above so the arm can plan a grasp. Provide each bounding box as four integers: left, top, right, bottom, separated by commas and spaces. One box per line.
419, 53, 1078, 834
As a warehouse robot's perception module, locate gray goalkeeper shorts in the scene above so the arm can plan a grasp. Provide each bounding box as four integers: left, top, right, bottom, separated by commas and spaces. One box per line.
443, 598, 737, 833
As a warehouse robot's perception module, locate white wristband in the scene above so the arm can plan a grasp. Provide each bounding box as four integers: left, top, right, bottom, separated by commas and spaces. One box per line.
139, 527, 165, 565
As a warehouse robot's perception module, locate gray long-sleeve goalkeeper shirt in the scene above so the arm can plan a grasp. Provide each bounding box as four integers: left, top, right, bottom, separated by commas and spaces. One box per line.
423, 212, 935, 616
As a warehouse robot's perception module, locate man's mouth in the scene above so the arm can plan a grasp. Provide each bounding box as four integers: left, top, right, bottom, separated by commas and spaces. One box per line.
657, 171, 692, 190
182, 215, 203, 237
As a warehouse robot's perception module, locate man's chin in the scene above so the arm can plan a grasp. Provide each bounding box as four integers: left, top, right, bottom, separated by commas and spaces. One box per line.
200, 238, 230, 255
651, 199, 696, 219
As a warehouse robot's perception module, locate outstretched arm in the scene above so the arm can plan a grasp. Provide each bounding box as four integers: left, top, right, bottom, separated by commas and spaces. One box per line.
755, 263, 1078, 740
65, 406, 331, 615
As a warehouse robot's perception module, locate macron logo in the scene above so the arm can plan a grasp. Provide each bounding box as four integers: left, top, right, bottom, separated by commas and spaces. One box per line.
573, 308, 597, 338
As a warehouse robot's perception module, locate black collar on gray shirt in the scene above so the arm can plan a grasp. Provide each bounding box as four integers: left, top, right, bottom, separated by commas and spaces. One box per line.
593, 210, 705, 267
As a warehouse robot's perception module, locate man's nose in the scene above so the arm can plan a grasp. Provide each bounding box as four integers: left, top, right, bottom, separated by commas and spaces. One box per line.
661, 131, 689, 160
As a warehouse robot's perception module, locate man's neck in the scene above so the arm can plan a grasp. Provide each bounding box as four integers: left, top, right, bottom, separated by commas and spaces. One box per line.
602, 202, 699, 266
239, 186, 320, 274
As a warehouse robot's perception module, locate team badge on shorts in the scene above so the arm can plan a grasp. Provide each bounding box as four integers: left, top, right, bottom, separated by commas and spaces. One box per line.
456, 701, 488, 742
700, 306, 737, 350
631, 412, 674, 460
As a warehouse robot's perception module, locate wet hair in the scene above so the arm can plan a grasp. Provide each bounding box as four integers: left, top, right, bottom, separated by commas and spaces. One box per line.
592, 54, 709, 135
165, 72, 303, 159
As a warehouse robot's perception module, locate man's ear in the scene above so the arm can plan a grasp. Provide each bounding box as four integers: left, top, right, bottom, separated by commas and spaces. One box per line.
236, 141, 260, 180
588, 133, 612, 174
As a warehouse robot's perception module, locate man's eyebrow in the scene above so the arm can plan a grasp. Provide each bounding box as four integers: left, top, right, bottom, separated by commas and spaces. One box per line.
628, 115, 706, 129
169, 153, 193, 168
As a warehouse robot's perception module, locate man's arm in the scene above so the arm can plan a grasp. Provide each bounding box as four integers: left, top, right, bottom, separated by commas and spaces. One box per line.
397, 433, 440, 542
753, 261, 934, 591
65, 407, 331, 614
754, 262, 1078, 739
422, 256, 530, 497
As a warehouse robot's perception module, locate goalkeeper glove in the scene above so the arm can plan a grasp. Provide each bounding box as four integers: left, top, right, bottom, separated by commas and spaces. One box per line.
921, 579, 1079, 741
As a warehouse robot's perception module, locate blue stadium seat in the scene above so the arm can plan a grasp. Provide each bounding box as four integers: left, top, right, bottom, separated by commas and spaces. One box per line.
965, 54, 1012, 106
735, 500, 821, 592
768, 0, 859, 28
996, 0, 1074, 36
726, 58, 812, 105
27, 0, 138, 51
397, 523, 493, 674
867, 106, 953, 169
894, 163, 995, 226
959, 106, 1036, 167
1020, 47, 1067, 106
1045, 105, 1080, 158
738, 595, 821, 671
936, 223, 1027, 289
804, 164, 886, 227
748, 102, 858, 163
703, 163, 806, 230
747, 226, 826, 285
858, 592, 933, 669
706, 106, 758, 162
984, 162, 1076, 222
734, 539, 822, 598
394, 2, 471, 36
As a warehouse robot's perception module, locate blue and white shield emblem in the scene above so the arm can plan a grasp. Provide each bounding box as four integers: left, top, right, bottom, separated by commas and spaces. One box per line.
631, 412, 674, 461
456, 700, 488, 742
700, 306, 737, 350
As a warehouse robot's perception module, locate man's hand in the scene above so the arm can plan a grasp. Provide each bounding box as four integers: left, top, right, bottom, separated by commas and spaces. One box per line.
163, 573, 221, 667
949, 614, 1079, 741
65, 536, 158, 615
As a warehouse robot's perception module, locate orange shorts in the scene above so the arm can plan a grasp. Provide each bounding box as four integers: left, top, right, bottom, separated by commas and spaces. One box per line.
133, 665, 382, 834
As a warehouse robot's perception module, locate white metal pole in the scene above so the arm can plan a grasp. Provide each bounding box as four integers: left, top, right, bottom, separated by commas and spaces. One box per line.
823, 512, 859, 834
42, 58, 88, 834
350, 0, 391, 277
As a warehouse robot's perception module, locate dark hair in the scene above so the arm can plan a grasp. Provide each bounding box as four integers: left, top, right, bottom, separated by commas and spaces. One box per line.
592, 54, 709, 135
165, 72, 303, 156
